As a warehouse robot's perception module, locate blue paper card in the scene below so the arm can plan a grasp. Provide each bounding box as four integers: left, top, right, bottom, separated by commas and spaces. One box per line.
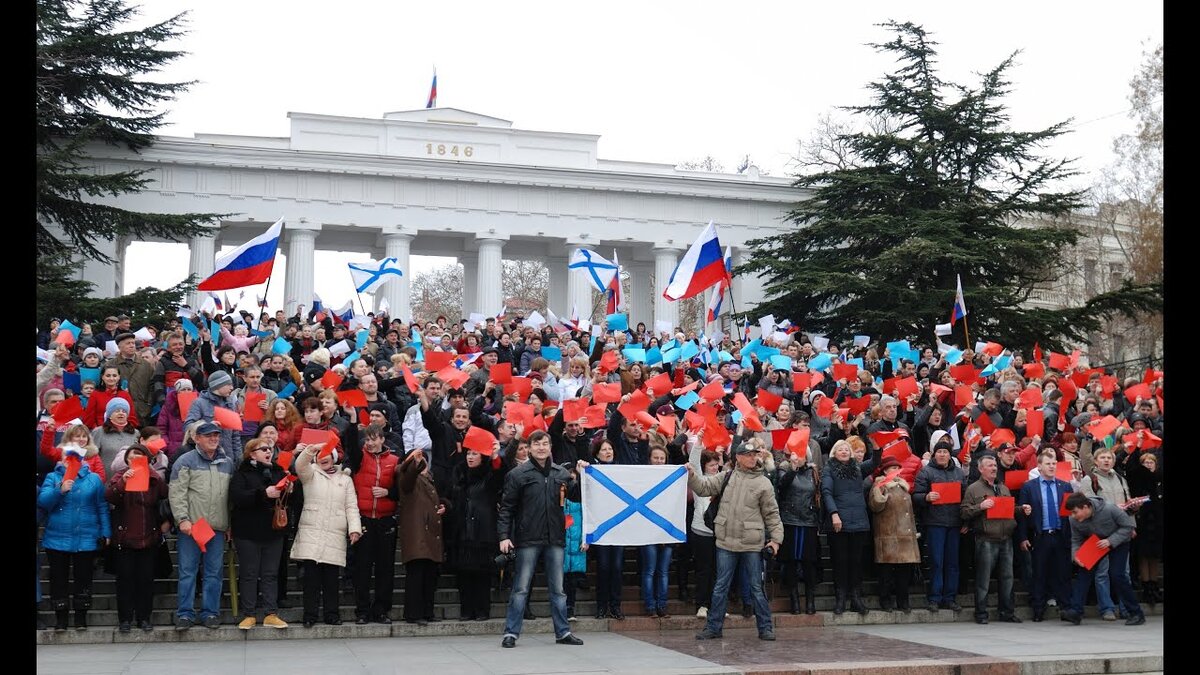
343, 350, 361, 366
757, 346, 781, 359
660, 347, 681, 364
79, 367, 100, 385
660, 340, 678, 352
769, 355, 793, 371
277, 382, 297, 399
846, 357, 864, 368
355, 330, 369, 350
272, 337, 292, 355
59, 319, 82, 339
541, 346, 563, 362
945, 348, 964, 366
680, 341, 700, 361
808, 353, 833, 372
993, 355, 1011, 371
741, 354, 752, 369
606, 313, 629, 332
622, 347, 647, 363
731, 410, 744, 424
886, 340, 911, 355
718, 351, 733, 363
253, 330, 275, 339
674, 391, 700, 410
645, 347, 663, 365
181, 317, 199, 339
62, 372, 81, 394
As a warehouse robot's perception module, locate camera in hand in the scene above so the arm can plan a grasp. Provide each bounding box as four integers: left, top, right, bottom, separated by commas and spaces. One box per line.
493, 551, 516, 568
760, 545, 775, 561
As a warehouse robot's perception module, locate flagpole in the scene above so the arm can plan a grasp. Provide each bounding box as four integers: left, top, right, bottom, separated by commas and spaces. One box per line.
355, 291, 368, 317
962, 314, 971, 351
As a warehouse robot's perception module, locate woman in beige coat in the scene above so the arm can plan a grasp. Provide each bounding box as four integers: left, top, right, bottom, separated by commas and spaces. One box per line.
291, 442, 363, 627
868, 456, 920, 612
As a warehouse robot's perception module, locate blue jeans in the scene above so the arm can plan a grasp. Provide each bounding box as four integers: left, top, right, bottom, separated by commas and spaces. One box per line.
176, 530, 226, 621
925, 526, 960, 604
1092, 555, 1116, 615
974, 538, 1015, 619
640, 544, 673, 611
706, 548, 772, 635
1070, 542, 1143, 618
503, 545, 570, 640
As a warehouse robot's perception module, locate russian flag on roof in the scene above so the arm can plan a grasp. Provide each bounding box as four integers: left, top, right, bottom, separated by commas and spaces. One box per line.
663, 221, 731, 301
197, 217, 284, 291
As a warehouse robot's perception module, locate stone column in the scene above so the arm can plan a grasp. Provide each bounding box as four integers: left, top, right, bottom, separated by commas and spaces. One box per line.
653, 245, 681, 332
547, 257, 568, 315
378, 226, 414, 322
460, 253, 478, 317
628, 262, 652, 331
565, 239, 599, 323
476, 235, 506, 319
187, 226, 219, 309
283, 223, 319, 316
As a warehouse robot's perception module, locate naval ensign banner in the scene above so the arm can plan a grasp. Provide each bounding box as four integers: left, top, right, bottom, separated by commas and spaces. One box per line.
582, 465, 688, 546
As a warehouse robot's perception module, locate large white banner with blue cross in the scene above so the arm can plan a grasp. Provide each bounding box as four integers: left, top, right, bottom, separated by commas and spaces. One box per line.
581, 465, 688, 546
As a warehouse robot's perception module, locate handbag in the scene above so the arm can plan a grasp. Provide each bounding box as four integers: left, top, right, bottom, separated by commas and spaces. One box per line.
272, 492, 290, 530
702, 470, 735, 531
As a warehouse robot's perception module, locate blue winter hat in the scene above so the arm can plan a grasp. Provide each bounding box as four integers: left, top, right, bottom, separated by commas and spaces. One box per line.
104, 397, 130, 422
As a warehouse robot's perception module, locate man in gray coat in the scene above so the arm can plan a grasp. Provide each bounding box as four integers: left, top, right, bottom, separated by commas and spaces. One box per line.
1061, 493, 1145, 626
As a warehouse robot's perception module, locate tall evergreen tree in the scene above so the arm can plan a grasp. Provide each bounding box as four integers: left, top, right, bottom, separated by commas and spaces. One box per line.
738, 22, 1161, 352
37, 0, 221, 326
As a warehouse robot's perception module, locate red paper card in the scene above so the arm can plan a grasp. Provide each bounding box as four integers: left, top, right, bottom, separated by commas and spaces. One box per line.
870, 429, 906, 451
212, 406, 242, 430
62, 455, 81, 482
178, 391, 198, 420
882, 440, 913, 464
1047, 352, 1071, 371
810, 371, 825, 389
975, 412, 997, 435
644, 372, 673, 395
1086, 415, 1120, 440
1055, 460, 1074, 482
126, 454, 150, 492
275, 451, 294, 473
436, 365, 470, 390
844, 396, 871, 416
51, 396, 85, 425
598, 351, 619, 374
882, 377, 899, 396
699, 379, 726, 401
894, 376, 919, 401
929, 383, 952, 402
954, 385, 975, 407
1059, 491, 1073, 517
982, 342, 1004, 357
617, 389, 651, 422
300, 427, 330, 446
656, 413, 677, 437
143, 437, 167, 456
1025, 410, 1045, 438
582, 404, 608, 429
592, 382, 622, 404
463, 426, 496, 455
507, 376, 533, 401
987, 428, 1016, 448
634, 410, 658, 432
702, 416, 732, 449
424, 351, 455, 372
1123, 383, 1152, 404
243, 392, 266, 422
55, 330, 76, 346
833, 363, 858, 382
505, 402, 536, 429
986, 496, 1016, 519
950, 364, 979, 384
401, 364, 419, 393
190, 518, 216, 552
771, 428, 792, 450
791, 372, 807, 393
931, 481, 961, 504
1004, 471, 1027, 491
1017, 389, 1044, 410
1099, 375, 1118, 399
1022, 363, 1046, 380
787, 427, 810, 455
731, 393, 763, 431
562, 398, 588, 424
359, 409, 371, 426
490, 362, 513, 384
816, 396, 835, 419
756, 389, 783, 413
1075, 534, 1109, 570
684, 410, 706, 432
336, 389, 369, 409
321, 369, 344, 390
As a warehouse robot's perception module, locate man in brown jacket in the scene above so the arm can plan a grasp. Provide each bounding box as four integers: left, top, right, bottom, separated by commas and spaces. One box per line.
961, 454, 1032, 624
689, 438, 784, 642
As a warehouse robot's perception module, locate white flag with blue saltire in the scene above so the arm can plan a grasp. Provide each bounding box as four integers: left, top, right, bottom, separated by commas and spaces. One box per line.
569, 249, 619, 293
348, 257, 404, 294
582, 465, 687, 546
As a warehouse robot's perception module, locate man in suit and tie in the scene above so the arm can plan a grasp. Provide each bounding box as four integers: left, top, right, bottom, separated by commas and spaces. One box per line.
1017, 451, 1074, 622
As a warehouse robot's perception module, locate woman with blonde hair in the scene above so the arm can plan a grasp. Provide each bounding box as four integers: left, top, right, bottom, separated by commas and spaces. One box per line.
821, 438, 879, 615
229, 438, 291, 629
556, 356, 592, 401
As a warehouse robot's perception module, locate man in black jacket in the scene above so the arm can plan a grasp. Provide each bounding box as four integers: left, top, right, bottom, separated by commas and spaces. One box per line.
497, 430, 584, 648
548, 408, 592, 465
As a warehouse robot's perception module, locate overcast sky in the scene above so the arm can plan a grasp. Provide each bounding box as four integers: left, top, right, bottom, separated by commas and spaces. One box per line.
121, 0, 1162, 311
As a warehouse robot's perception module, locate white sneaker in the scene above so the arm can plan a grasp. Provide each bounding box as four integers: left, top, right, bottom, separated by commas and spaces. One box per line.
1047, 599, 1058, 607
568, 615, 577, 622
696, 607, 708, 619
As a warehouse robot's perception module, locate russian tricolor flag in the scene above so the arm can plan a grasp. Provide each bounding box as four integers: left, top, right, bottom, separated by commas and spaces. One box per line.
197, 217, 283, 291
950, 274, 968, 325
663, 221, 731, 302
705, 247, 733, 324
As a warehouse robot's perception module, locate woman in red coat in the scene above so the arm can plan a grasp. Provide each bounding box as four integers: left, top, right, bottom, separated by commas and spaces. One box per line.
105, 444, 168, 632
84, 366, 139, 429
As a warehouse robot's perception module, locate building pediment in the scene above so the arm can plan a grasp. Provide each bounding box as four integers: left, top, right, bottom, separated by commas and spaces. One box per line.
382, 108, 513, 128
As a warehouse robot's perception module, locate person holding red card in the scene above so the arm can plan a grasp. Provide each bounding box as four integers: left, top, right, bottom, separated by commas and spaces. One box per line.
397, 447, 449, 625
1016, 451, 1075, 622
38, 444, 111, 631
229, 438, 291, 630
291, 438, 363, 627
961, 454, 1028, 624
820, 439, 880, 616
233, 365, 277, 443
182, 370, 243, 460
869, 456, 920, 613
41, 421, 107, 482
342, 423, 402, 625
168, 421, 235, 630
1061, 493, 1145, 626
449, 434, 507, 621
105, 444, 168, 633
912, 435, 967, 613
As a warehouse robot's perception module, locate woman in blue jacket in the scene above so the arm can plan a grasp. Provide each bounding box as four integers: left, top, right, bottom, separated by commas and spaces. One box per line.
38, 446, 111, 631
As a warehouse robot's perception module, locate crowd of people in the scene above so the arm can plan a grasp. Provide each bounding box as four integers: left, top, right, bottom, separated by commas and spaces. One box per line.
35, 305, 1164, 644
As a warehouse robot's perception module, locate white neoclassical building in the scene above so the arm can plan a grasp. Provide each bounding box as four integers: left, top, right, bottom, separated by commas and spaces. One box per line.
75, 107, 804, 331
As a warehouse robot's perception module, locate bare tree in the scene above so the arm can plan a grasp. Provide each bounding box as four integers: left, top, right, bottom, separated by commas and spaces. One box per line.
789, 111, 899, 175
677, 155, 725, 172
502, 259, 549, 311
410, 264, 463, 323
